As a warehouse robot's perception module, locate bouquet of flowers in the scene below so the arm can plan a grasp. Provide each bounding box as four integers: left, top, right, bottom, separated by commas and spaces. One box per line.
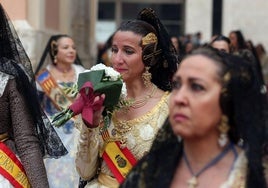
51, 63, 127, 128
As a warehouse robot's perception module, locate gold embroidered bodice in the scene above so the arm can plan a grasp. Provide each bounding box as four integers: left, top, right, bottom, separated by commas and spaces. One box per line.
99, 92, 170, 176
75, 92, 170, 183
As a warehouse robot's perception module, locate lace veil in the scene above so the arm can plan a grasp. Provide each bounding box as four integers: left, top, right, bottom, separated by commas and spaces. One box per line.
137, 8, 180, 91
121, 47, 268, 188
0, 3, 67, 158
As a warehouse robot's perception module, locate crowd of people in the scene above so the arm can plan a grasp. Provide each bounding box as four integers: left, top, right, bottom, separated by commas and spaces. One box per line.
1, 2, 268, 188
171, 30, 268, 90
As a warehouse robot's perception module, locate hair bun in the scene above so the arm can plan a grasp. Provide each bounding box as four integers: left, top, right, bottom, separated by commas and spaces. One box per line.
137, 8, 157, 22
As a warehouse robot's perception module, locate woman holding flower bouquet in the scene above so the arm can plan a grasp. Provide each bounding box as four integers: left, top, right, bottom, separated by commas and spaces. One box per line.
35, 34, 85, 188
75, 8, 179, 188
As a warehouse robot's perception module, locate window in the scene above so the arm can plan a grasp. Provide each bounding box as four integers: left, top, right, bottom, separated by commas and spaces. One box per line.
98, 1, 185, 38
98, 2, 115, 20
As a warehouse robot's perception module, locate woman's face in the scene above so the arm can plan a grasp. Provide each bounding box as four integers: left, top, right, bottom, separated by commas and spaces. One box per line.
229, 32, 237, 50
185, 42, 194, 54
56, 37, 77, 65
111, 31, 144, 83
169, 54, 222, 140
211, 40, 230, 53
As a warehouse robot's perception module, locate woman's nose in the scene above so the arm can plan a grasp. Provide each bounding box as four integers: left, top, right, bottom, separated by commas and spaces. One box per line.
70, 48, 76, 53
172, 87, 188, 106
112, 52, 123, 64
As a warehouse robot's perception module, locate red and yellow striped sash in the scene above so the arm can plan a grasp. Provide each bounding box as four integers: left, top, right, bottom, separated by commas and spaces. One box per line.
0, 142, 30, 188
102, 141, 137, 183
100, 123, 137, 183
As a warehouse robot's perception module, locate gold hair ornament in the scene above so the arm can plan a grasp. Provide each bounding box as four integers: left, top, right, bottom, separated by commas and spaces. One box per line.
142, 32, 158, 46
221, 72, 231, 96
143, 49, 162, 61
223, 72, 231, 83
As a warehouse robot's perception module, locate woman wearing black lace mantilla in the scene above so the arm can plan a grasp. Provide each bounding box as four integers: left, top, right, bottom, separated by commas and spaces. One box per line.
75, 8, 179, 188
121, 46, 268, 188
0, 3, 67, 188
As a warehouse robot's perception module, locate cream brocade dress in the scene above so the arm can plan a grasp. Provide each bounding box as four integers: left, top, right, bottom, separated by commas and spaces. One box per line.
76, 92, 170, 188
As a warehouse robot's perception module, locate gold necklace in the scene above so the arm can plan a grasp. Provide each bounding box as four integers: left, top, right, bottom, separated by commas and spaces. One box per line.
130, 84, 157, 109
113, 118, 132, 148
55, 65, 73, 78
113, 84, 157, 147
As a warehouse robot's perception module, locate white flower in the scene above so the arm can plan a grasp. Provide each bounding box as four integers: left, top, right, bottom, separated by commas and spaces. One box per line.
84, 64, 128, 103
103, 66, 120, 81
89, 63, 107, 71
84, 64, 121, 81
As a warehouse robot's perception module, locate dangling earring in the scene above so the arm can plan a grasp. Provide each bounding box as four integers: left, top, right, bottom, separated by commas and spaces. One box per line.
218, 115, 230, 147
142, 66, 152, 87
54, 56, 57, 64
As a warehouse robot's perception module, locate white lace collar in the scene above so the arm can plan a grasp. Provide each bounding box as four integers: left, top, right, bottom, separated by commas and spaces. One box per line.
0, 71, 10, 97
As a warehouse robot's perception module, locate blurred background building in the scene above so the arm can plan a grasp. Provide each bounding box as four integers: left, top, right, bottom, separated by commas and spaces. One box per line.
1, 0, 268, 69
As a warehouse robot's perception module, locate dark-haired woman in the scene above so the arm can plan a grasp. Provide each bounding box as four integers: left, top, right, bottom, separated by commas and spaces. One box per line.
75, 8, 178, 188
35, 35, 85, 188
0, 3, 67, 188
121, 46, 268, 188
210, 34, 231, 53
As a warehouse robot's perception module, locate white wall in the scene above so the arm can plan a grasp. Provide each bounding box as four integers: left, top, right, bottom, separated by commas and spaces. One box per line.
223, 0, 268, 50
185, 0, 213, 44
185, 0, 268, 50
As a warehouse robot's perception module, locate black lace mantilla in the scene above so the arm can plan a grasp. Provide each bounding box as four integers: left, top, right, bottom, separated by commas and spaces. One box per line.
0, 3, 67, 158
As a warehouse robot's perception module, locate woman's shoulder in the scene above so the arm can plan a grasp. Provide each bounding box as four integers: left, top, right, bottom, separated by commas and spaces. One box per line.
73, 64, 85, 73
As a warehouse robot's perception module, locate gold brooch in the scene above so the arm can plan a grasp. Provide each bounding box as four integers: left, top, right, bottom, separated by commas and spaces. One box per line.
142, 32, 158, 46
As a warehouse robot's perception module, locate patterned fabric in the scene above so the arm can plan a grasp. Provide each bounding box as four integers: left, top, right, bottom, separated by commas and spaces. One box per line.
76, 92, 170, 188
120, 121, 268, 188
37, 64, 85, 188
0, 74, 49, 187
0, 4, 67, 187
220, 152, 247, 188
0, 57, 68, 159
120, 120, 180, 188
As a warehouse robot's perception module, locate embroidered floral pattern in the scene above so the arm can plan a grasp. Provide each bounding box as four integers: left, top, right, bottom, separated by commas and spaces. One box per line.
99, 92, 169, 176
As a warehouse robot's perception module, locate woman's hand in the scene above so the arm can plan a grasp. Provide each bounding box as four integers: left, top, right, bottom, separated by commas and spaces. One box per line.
92, 94, 105, 128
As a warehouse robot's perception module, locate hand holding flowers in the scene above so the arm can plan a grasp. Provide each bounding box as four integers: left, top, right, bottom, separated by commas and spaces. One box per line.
51, 64, 127, 128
